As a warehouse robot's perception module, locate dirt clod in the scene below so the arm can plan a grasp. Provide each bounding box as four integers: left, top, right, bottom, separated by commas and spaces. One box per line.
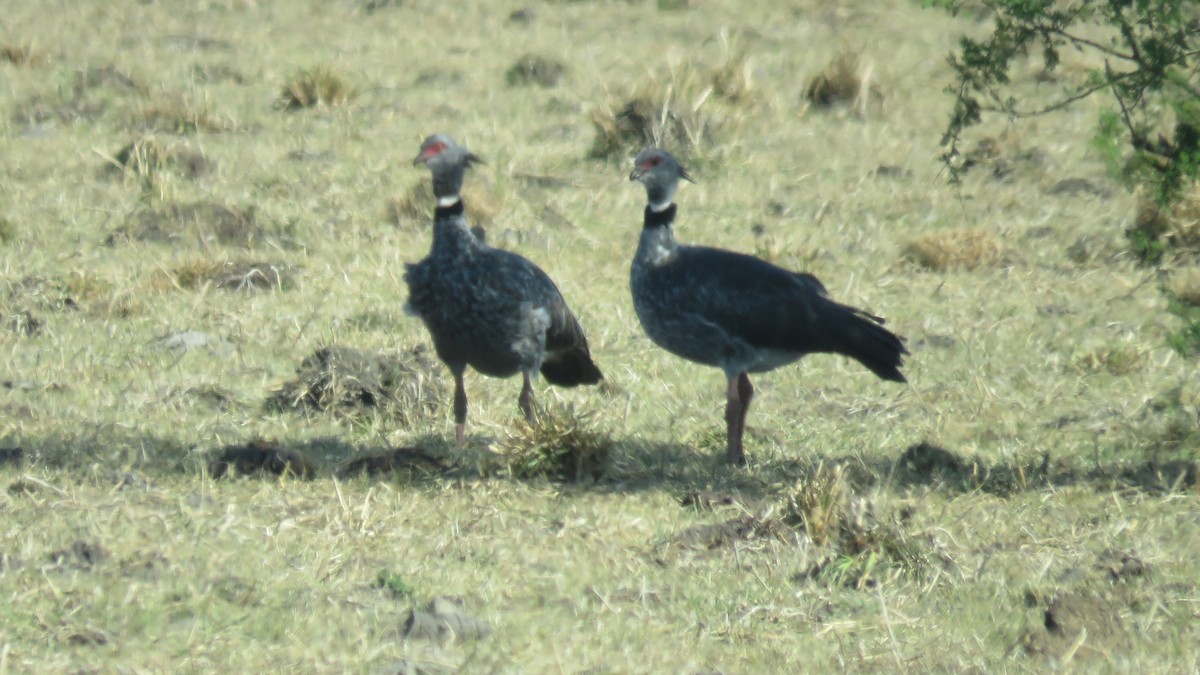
899, 442, 965, 476
1098, 549, 1146, 581
403, 597, 492, 644
48, 540, 109, 569
339, 447, 449, 477
108, 202, 265, 248
506, 54, 567, 87
265, 345, 444, 425
3, 310, 43, 337
679, 490, 743, 511
0, 446, 24, 467
208, 439, 316, 479
1022, 591, 1126, 662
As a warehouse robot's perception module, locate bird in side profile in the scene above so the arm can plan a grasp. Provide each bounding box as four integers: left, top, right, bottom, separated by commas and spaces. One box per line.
626, 148, 907, 465
404, 134, 602, 446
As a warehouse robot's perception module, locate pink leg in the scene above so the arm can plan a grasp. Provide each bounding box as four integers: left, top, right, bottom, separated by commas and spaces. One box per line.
453, 372, 468, 447
518, 372, 536, 424
724, 373, 752, 466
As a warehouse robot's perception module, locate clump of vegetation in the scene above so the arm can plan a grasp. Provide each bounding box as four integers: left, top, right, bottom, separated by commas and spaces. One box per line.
1, 43, 44, 66
207, 439, 316, 479
505, 54, 567, 87
590, 38, 754, 161
107, 135, 211, 181
0, 216, 16, 244
108, 202, 265, 248
136, 94, 233, 134
904, 228, 1006, 271
279, 66, 353, 110
496, 401, 613, 481
152, 259, 291, 292
265, 345, 445, 425
1128, 184, 1200, 264
780, 464, 943, 588
804, 49, 882, 116
375, 569, 415, 599
1071, 345, 1145, 376
932, 0, 1200, 242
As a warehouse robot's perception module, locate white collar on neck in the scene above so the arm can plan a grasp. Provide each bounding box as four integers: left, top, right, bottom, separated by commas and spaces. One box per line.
648, 200, 673, 213
437, 195, 460, 207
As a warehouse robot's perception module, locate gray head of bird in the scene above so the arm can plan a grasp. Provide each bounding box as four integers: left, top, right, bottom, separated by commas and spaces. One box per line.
412, 134, 484, 201
629, 148, 694, 212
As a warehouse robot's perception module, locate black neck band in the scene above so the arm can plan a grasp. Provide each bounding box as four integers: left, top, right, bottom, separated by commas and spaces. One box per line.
434, 199, 465, 220
643, 203, 676, 229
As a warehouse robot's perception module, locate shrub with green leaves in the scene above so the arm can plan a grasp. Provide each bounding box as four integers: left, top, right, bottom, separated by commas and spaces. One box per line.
931, 0, 1200, 207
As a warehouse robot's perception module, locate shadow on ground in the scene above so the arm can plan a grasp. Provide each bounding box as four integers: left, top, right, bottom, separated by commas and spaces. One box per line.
3, 430, 1196, 501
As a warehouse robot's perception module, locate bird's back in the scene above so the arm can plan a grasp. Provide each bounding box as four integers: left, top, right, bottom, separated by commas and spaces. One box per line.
632, 243, 905, 380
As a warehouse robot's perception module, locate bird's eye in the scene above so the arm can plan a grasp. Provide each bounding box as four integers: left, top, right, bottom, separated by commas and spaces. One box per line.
425, 141, 446, 157
644, 157, 662, 169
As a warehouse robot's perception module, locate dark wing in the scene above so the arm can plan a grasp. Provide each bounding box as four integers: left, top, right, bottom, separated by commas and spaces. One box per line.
482, 249, 602, 386
666, 246, 906, 380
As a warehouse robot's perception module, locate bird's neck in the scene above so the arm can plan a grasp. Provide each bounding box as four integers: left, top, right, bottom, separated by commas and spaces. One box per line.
431, 199, 476, 255
643, 203, 677, 229
637, 203, 678, 266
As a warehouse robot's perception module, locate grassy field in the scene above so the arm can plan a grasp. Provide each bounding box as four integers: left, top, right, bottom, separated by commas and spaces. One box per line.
2, 0, 1199, 671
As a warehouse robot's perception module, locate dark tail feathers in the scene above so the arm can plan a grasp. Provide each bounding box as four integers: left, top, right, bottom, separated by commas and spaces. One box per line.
540, 347, 603, 387
829, 305, 908, 383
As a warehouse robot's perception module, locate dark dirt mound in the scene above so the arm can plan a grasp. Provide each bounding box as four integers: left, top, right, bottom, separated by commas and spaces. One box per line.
208, 439, 316, 479
0, 446, 25, 467
265, 345, 445, 425
1021, 591, 1127, 662
403, 597, 492, 644
107, 202, 265, 247
2, 310, 43, 337
679, 490, 746, 511
106, 136, 212, 179
339, 447, 450, 477
669, 515, 785, 551
1097, 548, 1146, 581
47, 540, 109, 569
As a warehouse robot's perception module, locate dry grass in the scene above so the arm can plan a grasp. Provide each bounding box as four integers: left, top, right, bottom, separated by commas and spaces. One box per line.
1, 42, 45, 66
279, 66, 353, 110
136, 94, 234, 134
905, 228, 1007, 271
589, 41, 755, 160
493, 401, 613, 481
804, 49, 883, 117
265, 345, 445, 426
1, 0, 1198, 671
1133, 183, 1200, 257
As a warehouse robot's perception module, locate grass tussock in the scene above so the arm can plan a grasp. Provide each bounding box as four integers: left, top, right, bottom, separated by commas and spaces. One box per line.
106, 135, 211, 181
495, 402, 613, 481
780, 463, 944, 588
136, 94, 233, 134
0, 216, 16, 244
279, 66, 353, 110
387, 181, 501, 229
905, 228, 1006, 271
1129, 184, 1200, 263
1071, 345, 1145, 375
265, 345, 445, 425
5, 272, 141, 319
590, 38, 754, 160
151, 259, 291, 292
804, 49, 882, 116
2, 43, 45, 66
506, 54, 567, 88
109, 202, 264, 248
